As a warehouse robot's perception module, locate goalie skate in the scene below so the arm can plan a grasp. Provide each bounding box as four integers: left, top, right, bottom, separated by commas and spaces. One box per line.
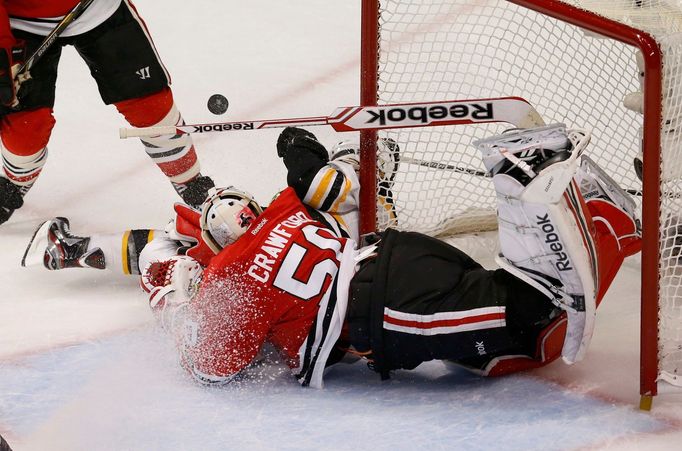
21, 217, 105, 270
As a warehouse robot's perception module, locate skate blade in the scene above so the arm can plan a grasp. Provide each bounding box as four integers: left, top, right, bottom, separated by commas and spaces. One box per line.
21, 220, 51, 267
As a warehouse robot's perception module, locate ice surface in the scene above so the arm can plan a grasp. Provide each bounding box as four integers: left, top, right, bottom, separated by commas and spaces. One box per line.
0, 330, 668, 451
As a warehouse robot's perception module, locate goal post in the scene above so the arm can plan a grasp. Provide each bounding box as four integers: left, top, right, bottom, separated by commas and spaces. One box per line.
359, 0, 670, 405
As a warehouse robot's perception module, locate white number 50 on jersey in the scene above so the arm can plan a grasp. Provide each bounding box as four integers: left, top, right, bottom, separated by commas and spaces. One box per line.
273, 225, 344, 300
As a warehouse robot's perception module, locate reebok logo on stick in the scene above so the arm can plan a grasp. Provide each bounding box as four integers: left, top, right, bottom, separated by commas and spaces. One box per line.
362, 102, 494, 126
120, 97, 545, 138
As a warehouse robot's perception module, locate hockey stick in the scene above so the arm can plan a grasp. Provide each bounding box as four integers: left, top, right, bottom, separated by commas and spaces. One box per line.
119, 97, 546, 138
400, 155, 643, 196
13, 0, 95, 89
400, 156, 489, 177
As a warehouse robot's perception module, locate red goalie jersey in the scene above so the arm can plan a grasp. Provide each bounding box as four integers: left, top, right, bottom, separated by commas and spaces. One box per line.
179, 187, 359, 388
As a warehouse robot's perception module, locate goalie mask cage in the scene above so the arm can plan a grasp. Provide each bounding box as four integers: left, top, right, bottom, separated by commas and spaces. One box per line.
358, 0, 682, 408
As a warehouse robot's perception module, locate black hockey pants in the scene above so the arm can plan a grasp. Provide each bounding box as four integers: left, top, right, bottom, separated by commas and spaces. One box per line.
347, 229, 559, 377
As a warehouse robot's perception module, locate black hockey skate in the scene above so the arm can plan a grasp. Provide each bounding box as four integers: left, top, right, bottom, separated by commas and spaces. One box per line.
21, 217, 105, 270
172, 174, 216, 209
0, 177, 25, 225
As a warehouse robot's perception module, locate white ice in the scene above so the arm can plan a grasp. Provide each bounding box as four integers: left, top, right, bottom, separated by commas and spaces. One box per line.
1, 1, 682, 450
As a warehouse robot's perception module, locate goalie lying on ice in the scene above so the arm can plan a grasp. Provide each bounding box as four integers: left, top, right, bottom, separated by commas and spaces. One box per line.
22, 125, 641, 388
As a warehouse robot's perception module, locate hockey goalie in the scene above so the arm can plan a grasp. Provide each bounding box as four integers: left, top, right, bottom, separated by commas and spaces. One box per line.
23, 125, 641, 388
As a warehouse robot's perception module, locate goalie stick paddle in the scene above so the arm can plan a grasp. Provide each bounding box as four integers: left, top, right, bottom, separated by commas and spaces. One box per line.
119, 97, 546, 138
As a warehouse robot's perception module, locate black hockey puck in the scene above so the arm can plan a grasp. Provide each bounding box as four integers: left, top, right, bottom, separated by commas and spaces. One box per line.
207, 94, 229, 115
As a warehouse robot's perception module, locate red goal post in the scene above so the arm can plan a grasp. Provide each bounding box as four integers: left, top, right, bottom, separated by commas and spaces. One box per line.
359, 0, 666, 407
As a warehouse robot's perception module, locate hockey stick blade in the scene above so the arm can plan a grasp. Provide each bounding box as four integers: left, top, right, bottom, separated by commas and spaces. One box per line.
119, 97, 545, 138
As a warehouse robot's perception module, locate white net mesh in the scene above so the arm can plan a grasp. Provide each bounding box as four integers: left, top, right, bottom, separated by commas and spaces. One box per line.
374, 0, 642, 236
369, 0, 682, 388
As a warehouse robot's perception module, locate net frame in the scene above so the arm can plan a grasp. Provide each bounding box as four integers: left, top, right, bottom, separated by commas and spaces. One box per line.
359, 0, 663, 404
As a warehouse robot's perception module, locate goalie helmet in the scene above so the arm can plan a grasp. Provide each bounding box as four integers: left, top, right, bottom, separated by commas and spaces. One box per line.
200, 186, 263, 254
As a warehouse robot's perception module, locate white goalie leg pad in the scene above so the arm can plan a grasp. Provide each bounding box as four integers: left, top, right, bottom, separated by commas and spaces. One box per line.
494, 174, 597, 364
477, 124, 597, 363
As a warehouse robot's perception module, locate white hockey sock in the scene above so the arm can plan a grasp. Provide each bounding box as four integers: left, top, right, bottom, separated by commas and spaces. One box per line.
88, 233, 126, 274
139, 104, 201, 184
1, 145, 48, 189
88, 229, 161, 275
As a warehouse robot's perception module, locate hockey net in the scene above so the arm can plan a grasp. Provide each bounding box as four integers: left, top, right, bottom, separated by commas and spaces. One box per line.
359, 0, 682, 405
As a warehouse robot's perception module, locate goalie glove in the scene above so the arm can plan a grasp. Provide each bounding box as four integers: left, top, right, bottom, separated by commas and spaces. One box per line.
276, 127, 328, 161
141, 255, 203, 330
165, 203, 215, 266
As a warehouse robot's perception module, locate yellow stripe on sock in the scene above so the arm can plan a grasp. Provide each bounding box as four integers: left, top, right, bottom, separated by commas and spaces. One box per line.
121, 230, 131, 275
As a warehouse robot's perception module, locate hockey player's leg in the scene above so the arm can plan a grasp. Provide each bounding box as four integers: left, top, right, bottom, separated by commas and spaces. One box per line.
22, 217, 159, 274
73, 2, 215, 209
21, 218, 106, 270
475, 124, 613, 363
0, 108, 54, 224
0, 26, 63, 225
114, 88, 215, 208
